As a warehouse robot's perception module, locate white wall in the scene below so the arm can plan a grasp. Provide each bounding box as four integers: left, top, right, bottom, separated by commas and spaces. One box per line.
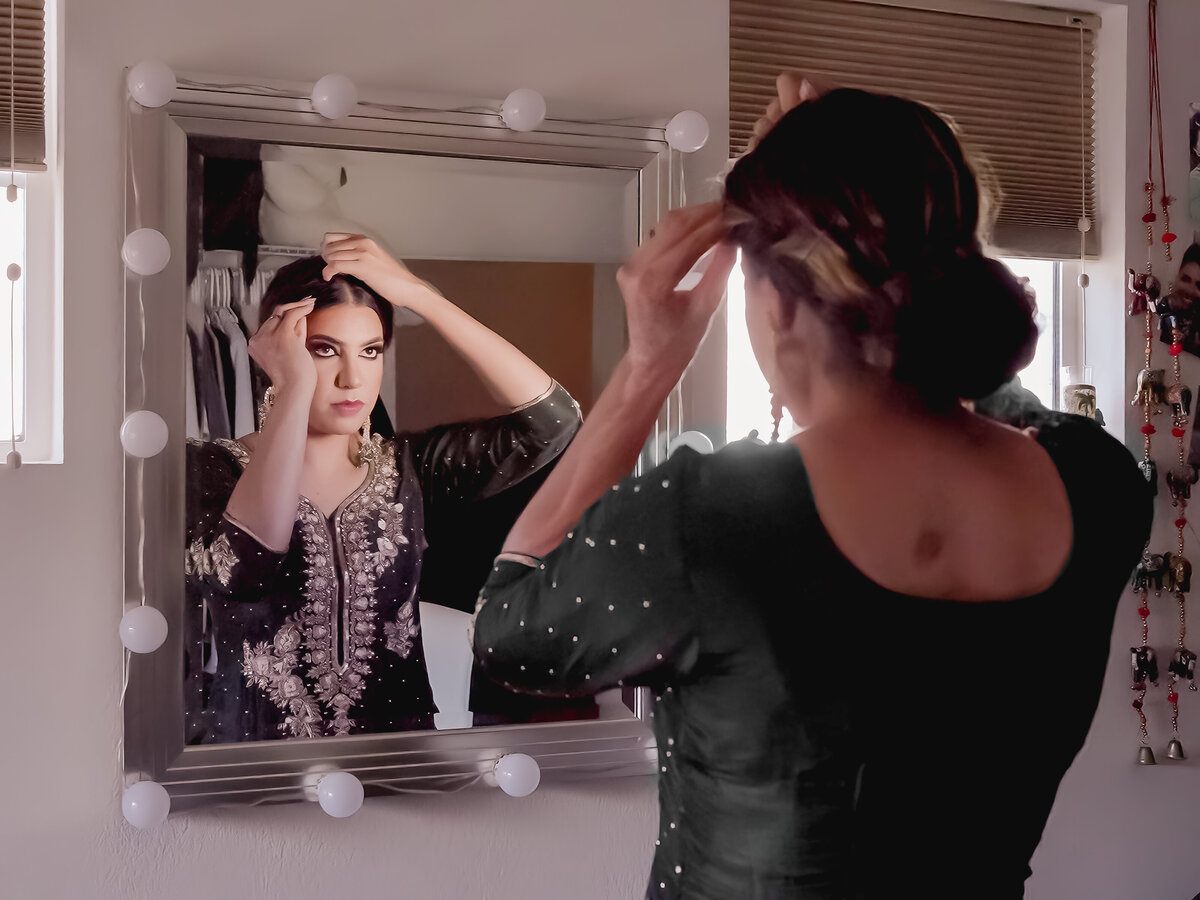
0, 1, 726, 897
1017, 2, 1200, 899
7, 1, 1200, 897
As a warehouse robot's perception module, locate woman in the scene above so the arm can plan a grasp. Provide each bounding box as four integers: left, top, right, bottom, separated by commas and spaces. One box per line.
184, 236, 580, 743
471, 82, 1152, 898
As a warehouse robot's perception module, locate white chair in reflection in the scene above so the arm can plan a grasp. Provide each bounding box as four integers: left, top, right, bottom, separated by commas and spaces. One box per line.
417, 601, 475, 730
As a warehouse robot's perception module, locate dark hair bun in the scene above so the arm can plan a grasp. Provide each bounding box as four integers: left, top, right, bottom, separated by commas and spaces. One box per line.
892, 252, 1038, 402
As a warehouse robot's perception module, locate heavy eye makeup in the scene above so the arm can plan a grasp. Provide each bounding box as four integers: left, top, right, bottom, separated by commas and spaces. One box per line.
307, 336, 385, 359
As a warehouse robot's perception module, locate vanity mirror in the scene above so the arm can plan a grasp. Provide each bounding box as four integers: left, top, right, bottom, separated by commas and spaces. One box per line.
121, 76, 684, 809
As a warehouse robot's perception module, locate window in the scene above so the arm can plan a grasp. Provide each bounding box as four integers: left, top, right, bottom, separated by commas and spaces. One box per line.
730, 0, 1099, 259
0, 173, 25, 444
725, 257, 1063, 442
0, 0, 57, 464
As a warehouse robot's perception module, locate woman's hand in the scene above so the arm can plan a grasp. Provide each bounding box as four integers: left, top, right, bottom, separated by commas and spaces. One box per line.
616, 202, 738, 380
320, 234, 433, 307
746, 72, 827, 152
247, 297, 317, 394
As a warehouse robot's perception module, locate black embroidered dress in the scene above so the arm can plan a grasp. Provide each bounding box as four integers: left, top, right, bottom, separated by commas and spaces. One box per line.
185, 383, 580, 744
472, 402, 1151, 899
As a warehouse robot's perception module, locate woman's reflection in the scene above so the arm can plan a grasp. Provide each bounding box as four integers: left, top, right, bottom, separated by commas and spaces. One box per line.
183, 237, 580, 742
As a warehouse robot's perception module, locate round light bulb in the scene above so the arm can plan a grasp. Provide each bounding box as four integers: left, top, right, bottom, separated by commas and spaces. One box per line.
6, 263, 19, 281
666, 110, 710, 153
311, 74, 359, 120
317, 771, 364, 818
126, 60, 177, 109
5, 449, 20, 469
494, 753, 541, 797
501, 89, 546, 132
119, 605, 168, 654
5, 183, 17, 203
1077, 216, 1092, 233
668, 430, 714, 457
120, 409, 169, 458
122, 780, 171, 829
121, 228, 171, 277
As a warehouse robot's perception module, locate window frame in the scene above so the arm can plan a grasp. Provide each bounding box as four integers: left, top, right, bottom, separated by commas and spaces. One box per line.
0, 0, 59, 465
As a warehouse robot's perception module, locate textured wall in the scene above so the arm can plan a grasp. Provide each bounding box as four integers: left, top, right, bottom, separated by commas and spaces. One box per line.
0, 1, 724, 897
6, 1, 1200, 898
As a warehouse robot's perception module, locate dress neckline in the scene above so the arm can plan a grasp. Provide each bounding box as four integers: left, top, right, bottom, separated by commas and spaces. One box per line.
773, 423, 1079, 606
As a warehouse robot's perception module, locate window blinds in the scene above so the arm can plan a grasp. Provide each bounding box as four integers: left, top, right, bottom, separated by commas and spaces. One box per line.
0, 0, 45, 172
730, 0, 1100, 258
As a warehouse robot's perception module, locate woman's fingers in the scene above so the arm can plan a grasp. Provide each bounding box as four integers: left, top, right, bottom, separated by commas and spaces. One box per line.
276, 297, 315, 328
643, 206, 728, 285
777, 72, 806, 113
687, 242, 738, 307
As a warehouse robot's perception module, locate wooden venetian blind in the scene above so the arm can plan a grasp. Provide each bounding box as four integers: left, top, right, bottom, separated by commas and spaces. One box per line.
0, 0, 45, 171
730, 0, 1099, 258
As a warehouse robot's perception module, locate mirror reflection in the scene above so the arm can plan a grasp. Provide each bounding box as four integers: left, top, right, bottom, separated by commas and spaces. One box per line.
180, 139, 634, 743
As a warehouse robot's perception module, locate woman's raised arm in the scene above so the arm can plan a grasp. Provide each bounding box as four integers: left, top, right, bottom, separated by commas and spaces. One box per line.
223, 298, 316, 551
320, 236, 552, 409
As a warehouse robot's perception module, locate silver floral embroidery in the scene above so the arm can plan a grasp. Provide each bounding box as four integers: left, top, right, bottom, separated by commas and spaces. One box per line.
241, 622, 323, 738
384, 600, 420, 658
184, 533, 239, 587
232, 440, 421, 737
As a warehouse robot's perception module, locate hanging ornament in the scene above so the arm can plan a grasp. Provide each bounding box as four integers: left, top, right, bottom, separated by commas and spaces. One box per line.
1126, 0, 1190, 765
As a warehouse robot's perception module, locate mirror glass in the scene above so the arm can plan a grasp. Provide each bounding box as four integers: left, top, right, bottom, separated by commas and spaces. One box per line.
181, 136, 638, 744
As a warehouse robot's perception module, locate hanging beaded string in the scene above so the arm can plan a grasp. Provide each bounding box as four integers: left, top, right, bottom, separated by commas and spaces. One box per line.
1127, 0, 1191, 763
1128, 0, 1161, 764
1165, 320, 1192, 758
1148, 2, 1176, 264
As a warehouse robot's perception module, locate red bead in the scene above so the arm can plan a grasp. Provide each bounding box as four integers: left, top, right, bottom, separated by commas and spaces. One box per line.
1173, 428, 1186, 438
1133, 698, 1144, 709
1143, 213, 1158, 223
1147, 332, 1155, 339
1164, 232, 1178, 244
1139, 606, 1151, 618
1177, 518, 1188, 528
1169, 691, 1179, 703
1142, 423, 1157, 435
1171, 343, 1184, 356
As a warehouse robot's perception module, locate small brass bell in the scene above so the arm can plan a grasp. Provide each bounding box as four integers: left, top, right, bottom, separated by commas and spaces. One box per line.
1137, 745, 1158, 765
1166, 738, 1187, 760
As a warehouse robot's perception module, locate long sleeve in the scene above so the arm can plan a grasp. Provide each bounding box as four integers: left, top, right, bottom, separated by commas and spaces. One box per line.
471, 448, 704, 696
185, 441, 289, 599
405, 381, 581, 512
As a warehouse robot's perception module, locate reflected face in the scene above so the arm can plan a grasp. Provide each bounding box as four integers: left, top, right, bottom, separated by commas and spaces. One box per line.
304, 303, 386, 437
1178, 262, 1200, 304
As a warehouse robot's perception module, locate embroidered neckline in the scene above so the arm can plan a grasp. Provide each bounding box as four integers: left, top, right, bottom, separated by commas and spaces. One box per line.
215, 437, 422, 737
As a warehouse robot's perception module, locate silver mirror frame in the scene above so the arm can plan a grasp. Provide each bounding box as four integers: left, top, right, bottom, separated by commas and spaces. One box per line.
121, 77, 680, 810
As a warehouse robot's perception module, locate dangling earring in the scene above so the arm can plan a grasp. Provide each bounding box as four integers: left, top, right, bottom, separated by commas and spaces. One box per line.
355, 418, 379, 468
257, 386, 276, 431
770, 391, 783, 443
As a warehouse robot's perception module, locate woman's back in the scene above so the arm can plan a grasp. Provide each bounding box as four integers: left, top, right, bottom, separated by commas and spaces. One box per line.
473, 404, 1151, 899
796, 405, 1073, 603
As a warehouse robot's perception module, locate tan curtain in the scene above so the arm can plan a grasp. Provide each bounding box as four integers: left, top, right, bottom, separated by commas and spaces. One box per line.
730, 0, 1099, 258
0, 0, 45, 172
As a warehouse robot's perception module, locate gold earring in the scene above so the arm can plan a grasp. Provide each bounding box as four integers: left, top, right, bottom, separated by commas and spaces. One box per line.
355, 417, 379, 467
257, 386, 276, 431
